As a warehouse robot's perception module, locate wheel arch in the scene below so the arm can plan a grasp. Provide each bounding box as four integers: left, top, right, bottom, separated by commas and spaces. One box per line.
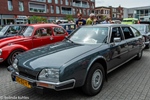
83, 56, 108, 86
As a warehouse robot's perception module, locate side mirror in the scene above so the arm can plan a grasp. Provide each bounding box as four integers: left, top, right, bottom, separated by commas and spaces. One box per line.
114, 37, 121, 43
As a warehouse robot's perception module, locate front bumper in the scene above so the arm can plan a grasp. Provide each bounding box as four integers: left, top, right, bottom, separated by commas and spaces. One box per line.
8, 66, 75, 91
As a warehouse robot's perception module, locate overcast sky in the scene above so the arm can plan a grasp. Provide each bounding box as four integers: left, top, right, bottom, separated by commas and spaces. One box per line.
95, 0, 150, 8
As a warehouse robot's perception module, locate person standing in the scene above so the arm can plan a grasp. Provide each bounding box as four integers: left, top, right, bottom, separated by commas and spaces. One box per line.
101, 17, 111, 24
76, 13, 86, 27
86, 13, 95, 25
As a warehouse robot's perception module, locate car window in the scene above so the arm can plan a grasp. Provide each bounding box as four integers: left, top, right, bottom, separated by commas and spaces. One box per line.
53, 27, 65, 35
69, 27, 108, 44
34, 28, 52, 37
23, 26, 34, 36
110, 27, 123, 43
130, 27, 141, 37
121, 27, 135, 39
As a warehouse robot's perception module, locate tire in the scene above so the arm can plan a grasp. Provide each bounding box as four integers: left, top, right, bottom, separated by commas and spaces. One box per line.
82, 63, 105, 96
135, 50, 143, 60
7, 49, 24, 65
145, 44, 150, 49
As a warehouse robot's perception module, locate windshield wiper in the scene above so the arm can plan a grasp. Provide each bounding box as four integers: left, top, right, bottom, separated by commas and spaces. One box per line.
65, 36, 74, 43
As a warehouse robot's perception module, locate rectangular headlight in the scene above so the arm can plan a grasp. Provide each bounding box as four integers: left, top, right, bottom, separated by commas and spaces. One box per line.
38, 68, 59, 82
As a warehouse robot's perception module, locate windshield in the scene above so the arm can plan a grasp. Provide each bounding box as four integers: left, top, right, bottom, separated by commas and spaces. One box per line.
131, 25, 145, 32
0, 26, 9, 35
23, 26, 34, 36
122, 20, 133, 22
69, 27, 108, 44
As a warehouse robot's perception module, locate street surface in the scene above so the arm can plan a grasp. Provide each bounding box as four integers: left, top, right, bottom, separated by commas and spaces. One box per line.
0, 49, 150, 100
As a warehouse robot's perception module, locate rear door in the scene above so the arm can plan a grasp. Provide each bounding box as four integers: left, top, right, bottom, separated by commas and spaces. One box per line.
121, 26, 140, 58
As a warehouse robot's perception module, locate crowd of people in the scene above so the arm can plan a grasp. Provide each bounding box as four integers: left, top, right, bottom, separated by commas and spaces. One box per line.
61, 13, 113, 27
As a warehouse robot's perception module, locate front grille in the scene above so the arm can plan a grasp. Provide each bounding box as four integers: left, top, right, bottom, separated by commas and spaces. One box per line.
19, 71, 37, 80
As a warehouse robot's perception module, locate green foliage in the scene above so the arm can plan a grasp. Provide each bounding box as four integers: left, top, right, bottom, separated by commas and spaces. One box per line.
28, 16, 47, 23
64, 15, 74, 21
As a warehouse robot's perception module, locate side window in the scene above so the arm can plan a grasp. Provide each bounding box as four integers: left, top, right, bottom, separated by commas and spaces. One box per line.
121, 27, 135, 39
130, 27, 141, 37
35, 28, 52, 37
110, 27, 123, 43
53, 27, 65, 35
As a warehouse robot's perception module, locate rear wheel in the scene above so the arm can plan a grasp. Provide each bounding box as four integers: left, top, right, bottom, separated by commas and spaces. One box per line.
7, 49, 24, 65
82, 63, 105, 96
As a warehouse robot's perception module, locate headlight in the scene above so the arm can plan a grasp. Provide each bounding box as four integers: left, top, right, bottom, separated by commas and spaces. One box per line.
0, 49, 2, 55
12, 59, 18, 71
38, 68, 59, 82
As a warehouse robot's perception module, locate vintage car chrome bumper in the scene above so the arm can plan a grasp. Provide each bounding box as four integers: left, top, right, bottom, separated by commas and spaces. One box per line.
8, 66, 75, 91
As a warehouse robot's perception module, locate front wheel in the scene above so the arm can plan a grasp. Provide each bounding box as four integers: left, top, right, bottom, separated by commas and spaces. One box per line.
7, 50, 24, 65
82, 63, 105, 96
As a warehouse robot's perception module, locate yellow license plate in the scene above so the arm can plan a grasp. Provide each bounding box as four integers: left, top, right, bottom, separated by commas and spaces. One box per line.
16, 76, 31, 88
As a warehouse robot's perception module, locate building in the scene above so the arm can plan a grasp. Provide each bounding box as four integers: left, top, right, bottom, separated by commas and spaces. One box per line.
0, 0, 95, 25
123, 6, 150, 21
109, 6, 124, 20
95, 6, 123, 21
95, 6, 110, 21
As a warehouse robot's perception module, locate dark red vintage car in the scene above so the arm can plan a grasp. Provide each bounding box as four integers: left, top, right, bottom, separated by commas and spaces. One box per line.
0, 23, 68, 64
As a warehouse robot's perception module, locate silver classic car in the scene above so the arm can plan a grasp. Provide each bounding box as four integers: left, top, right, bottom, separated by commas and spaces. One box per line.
131, 24, 150, 48
8, 24, 145, 96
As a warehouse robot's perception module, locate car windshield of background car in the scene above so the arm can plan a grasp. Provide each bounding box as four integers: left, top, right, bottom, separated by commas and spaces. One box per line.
0, 26, 9, 35
23, 26, 34, 36
132, 25, 145, 32
70, 27, 108, 44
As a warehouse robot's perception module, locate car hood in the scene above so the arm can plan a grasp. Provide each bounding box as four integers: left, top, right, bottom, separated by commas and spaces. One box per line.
0, 36, 25, 47
17, 41, 101, 71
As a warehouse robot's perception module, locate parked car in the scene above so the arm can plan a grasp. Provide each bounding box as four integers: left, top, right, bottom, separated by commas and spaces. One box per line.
139, 21, 150, 25
8, 24, 145, 96
121, 18, 138, 25
59, 23, 76, 34
0, 23, 68, 64
131, 24, 150, 48
0, 24, 28, 39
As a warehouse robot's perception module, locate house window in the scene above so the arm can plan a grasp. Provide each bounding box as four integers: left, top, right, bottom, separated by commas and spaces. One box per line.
8, 0, 13, 11
55, 0, 58, 4
48, 0, 52, 3
29, 3, 46, 13
19, 1, 24, 11
51, 6, 54, 13
60, 0, 63, 4
56, 6, 60, 14
65, 0, 68, 5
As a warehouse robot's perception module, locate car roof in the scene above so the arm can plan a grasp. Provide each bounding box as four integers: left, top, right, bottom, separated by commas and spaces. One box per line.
81, 24, 131, 27
131, 24, 149, 26
28, 23, 61, 28
59, 23, 75, 25
123, 18, 138, 20
4, 24, 28, 26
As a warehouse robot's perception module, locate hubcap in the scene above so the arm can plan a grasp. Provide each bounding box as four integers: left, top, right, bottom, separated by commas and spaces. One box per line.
92, 69, 103, 90
11, 51, 22, 63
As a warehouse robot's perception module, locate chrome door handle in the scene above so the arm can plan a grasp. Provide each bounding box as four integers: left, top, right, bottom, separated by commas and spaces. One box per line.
50, 37, 53, 40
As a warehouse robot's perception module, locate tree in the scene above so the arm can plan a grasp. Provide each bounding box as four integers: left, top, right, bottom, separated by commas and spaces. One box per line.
64, 15, 74, 21
28, 16, 47, 24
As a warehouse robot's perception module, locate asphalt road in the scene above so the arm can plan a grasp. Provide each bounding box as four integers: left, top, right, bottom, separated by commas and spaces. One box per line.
0, 49, 150, 100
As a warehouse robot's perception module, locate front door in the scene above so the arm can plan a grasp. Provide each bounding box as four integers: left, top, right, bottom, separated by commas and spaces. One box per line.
107, 27, 128, 71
